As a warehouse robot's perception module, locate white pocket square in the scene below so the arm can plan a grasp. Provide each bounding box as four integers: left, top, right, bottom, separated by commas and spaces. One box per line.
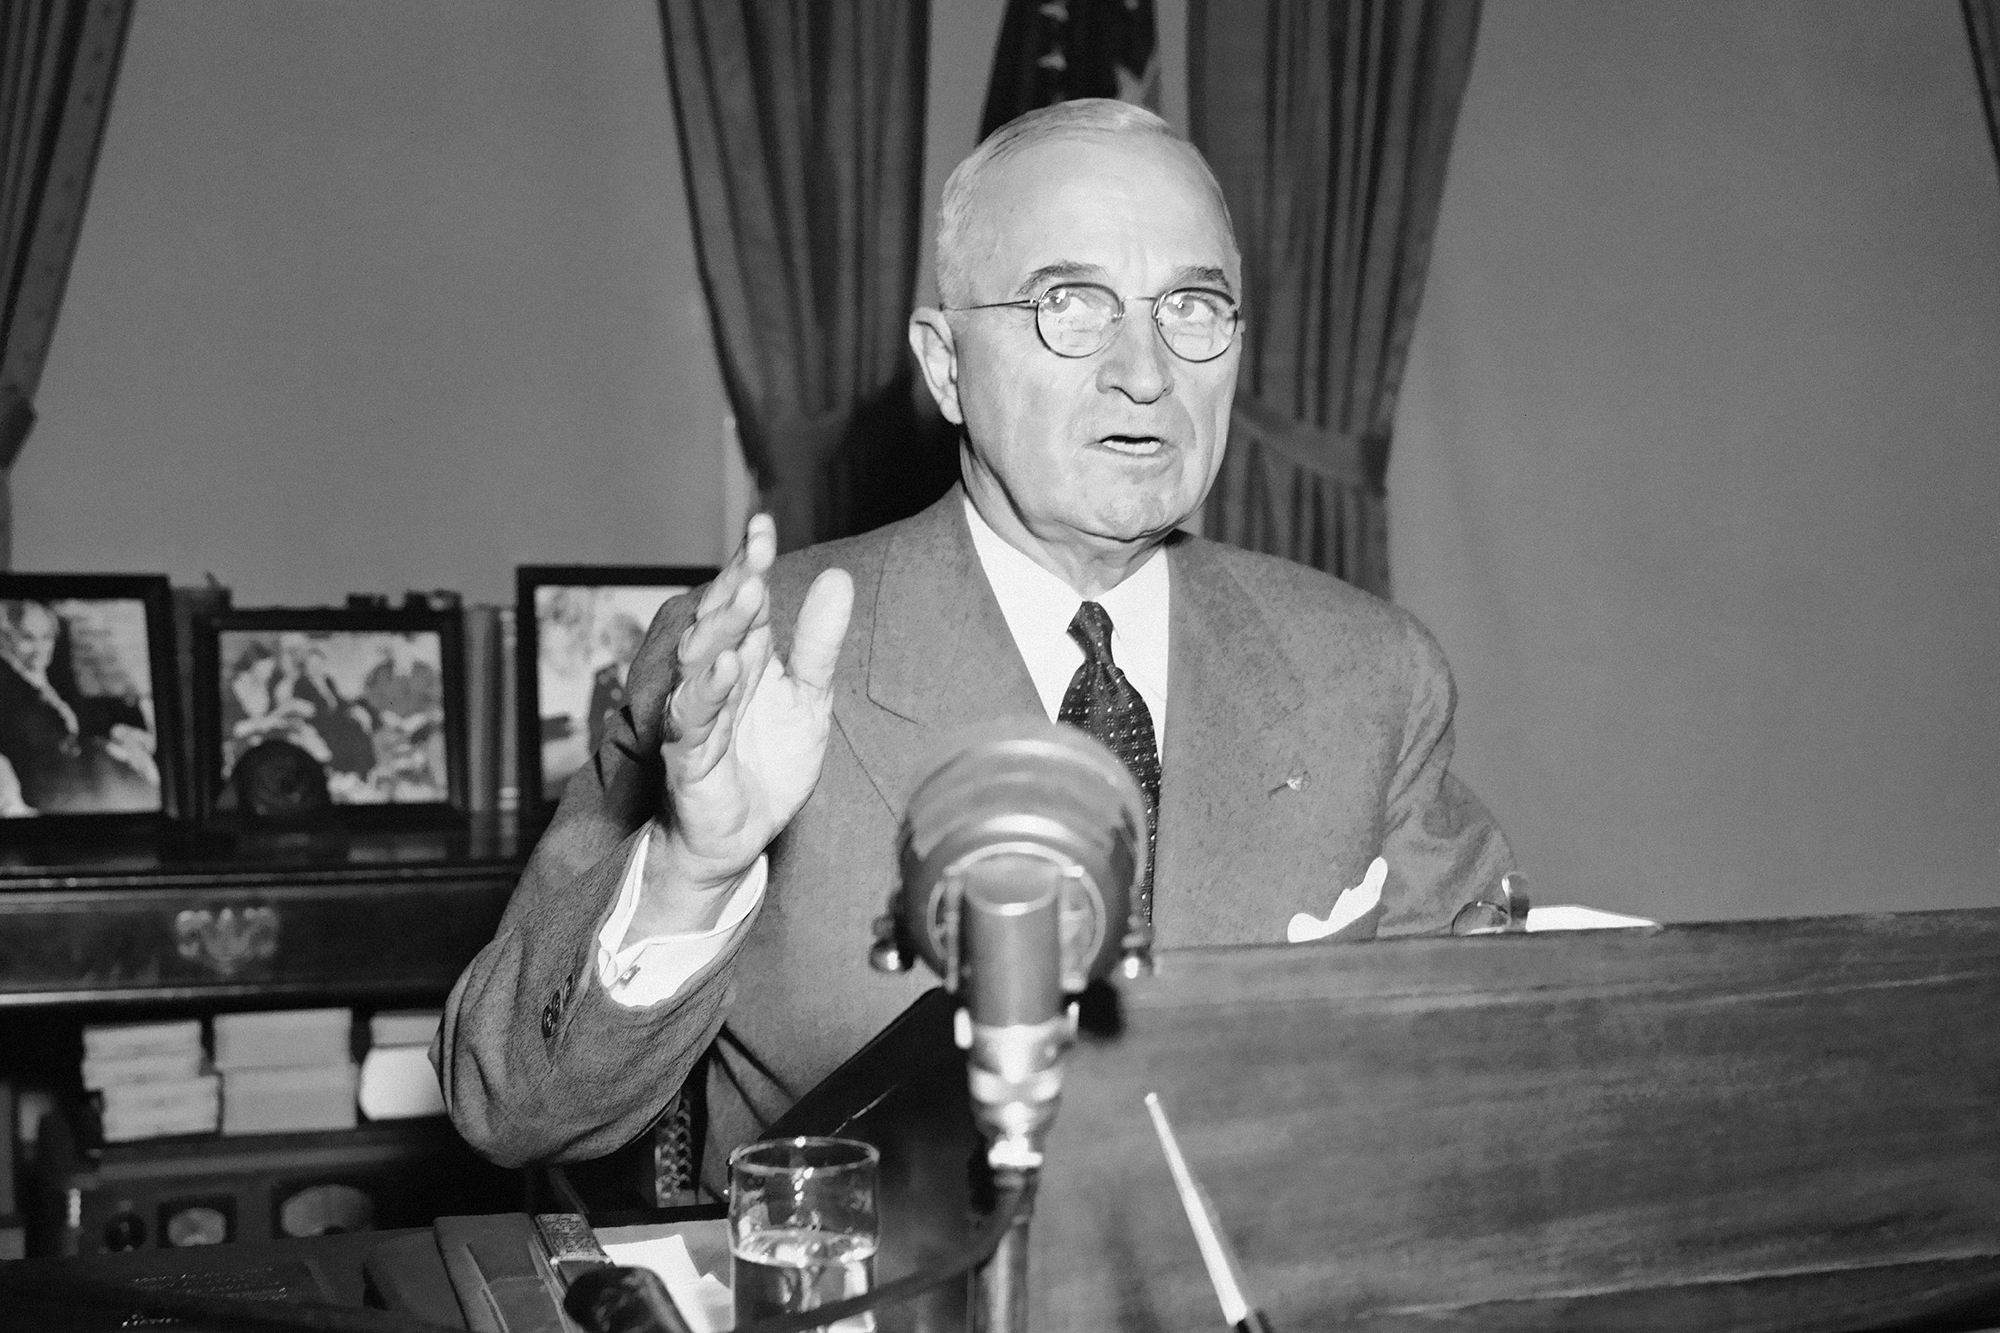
1287, 856, 1387, 943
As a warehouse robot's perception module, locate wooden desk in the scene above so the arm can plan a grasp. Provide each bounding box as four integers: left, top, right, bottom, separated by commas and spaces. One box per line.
1033, 907, 2000, 1331
0, 1226, 421, 1331
773, 907, 2000, 1333
3, 909, 1996, 1333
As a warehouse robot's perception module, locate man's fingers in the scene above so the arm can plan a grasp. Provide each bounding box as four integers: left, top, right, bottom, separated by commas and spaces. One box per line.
667, 645, 741, 749
788, 568, 855, 694
679, 573, 764, 678
697, 512, 778, 617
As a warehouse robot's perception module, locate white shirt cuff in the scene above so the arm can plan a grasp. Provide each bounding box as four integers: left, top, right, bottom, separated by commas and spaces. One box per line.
593, 826, 767, 1009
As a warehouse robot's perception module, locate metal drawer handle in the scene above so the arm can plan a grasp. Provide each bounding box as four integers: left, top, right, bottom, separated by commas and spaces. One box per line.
175, 906, 280, 975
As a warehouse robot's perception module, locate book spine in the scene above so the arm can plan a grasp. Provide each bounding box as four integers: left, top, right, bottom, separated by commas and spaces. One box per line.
497, 608, 519, 815
0, 1077, 14, 1218
462, 604, 499, 816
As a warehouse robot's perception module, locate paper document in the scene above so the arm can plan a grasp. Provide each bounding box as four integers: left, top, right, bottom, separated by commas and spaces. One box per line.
1525, 904, 1657, 931
602, 1233, 734, 1333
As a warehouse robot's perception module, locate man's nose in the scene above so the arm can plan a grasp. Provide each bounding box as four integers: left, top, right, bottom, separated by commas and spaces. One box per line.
1094, 303, 1173, 403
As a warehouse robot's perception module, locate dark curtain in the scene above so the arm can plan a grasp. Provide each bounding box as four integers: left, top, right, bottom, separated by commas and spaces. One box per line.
1967, 0, 2000, 179
659, 0, 946, 551
980, 0, 1158, 138
1190, 0, 1481, 599
1, 0, 132, 568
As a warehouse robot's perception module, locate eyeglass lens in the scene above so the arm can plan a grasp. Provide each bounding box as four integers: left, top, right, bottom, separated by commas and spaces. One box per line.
1037, 284, 1236, 362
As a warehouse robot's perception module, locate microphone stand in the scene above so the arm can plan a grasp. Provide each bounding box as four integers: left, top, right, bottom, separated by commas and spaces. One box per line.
875, 721, 1150, 1333
956, 856, 1071, 1333
973, 1164, 1036, 1333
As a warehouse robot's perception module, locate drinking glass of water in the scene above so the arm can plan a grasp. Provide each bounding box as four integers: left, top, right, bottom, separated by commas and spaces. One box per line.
729, 1136, 880, 1332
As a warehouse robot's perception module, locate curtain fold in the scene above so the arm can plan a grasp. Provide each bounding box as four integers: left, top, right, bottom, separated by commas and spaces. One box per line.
1190, 0, 1481, 599
0, 0, 132, 569
1967, 0, 2000, 179
658, 0, 937, 550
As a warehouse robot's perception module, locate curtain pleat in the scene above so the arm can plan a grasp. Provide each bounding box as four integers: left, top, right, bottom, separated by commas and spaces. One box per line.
0, 0, 132, 568
658, 0, 937, 550
1966, 0, 2000, 178
1190, 0, 1480, 599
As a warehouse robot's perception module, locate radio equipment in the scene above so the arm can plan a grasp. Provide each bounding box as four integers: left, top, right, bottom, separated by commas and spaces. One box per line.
34, 1111, 516, 1257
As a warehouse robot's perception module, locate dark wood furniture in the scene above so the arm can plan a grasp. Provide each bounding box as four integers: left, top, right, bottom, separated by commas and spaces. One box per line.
775, 907, 2000, 1333
0, 824, 526, 1261
0, 825, 521, 1008
1035, 907, 2000, 1331
7, 906, 1996, 1332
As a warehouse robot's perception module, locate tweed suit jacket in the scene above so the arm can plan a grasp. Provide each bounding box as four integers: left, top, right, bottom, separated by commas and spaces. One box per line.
436, 489, 1512, 1177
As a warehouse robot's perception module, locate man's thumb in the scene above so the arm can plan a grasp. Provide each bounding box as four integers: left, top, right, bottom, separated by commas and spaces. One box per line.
789, 568, 855, 692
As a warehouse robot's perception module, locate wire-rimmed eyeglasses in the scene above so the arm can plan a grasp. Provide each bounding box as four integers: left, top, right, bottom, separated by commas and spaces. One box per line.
1450, 873, 1531, 936
945, 282, 1242, 363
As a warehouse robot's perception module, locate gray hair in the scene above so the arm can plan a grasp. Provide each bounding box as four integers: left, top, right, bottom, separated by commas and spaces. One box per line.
934, 98, 1234, 307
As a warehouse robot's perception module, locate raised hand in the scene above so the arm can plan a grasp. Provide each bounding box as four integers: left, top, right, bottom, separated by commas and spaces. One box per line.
638, 514, 854, 929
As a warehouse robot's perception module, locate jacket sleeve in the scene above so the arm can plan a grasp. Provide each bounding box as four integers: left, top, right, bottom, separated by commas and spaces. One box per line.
433, 590, 739, 1168
1374, 618, 1516, 937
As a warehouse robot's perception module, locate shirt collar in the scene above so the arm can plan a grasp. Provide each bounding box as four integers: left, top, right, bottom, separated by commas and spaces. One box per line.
961, 495, 1171, 706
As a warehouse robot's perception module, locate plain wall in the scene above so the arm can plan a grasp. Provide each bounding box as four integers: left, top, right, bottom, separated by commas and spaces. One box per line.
15, 2, 732, 607
18, 2, 1175, 602
1391, 0, 2000, 919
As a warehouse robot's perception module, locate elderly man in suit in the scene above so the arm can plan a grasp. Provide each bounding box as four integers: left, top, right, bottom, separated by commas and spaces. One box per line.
437, 99, 1512, 1181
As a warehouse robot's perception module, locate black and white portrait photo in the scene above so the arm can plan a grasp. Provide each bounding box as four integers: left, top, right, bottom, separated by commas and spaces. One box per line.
523, 572, 710, 808
0, 596, 162, 818
216, 627, 448, 807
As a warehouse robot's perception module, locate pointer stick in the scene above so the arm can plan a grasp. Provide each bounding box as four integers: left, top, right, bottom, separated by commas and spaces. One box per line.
1144, 1091, 1275, 1333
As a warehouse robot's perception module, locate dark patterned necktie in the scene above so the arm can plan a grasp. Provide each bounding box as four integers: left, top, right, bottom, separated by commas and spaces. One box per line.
1058, 601, 1161, 929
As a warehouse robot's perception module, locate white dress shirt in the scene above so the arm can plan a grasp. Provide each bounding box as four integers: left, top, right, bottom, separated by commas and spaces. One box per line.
960, 496, 1171, 747
592, 498, 1172, 1007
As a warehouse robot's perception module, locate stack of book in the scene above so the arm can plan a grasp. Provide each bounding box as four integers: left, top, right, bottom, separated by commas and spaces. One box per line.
358, 1010, 447, 1121
0, 1079, 20, 1259
81, 1020, 219, 1143
215, 1008, 358, 1136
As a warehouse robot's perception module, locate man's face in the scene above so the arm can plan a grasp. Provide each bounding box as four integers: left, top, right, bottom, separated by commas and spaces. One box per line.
4, 604, 58, 674
918, 134, 1242, 556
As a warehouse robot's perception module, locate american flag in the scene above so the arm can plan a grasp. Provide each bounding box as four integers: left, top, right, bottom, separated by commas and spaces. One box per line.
979, 0, 1160, 139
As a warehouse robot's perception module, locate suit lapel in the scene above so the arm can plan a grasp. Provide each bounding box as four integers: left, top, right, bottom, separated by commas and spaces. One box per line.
838, 508, 1317, 945
1154, 538, 1312, 946
838, 491, 1044, 813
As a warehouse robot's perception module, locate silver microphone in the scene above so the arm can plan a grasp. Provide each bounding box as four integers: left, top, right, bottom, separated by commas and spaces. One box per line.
876, 720, 1147, 1168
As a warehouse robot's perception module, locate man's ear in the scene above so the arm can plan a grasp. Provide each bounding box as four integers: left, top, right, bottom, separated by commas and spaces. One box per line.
908, 309, 964, 426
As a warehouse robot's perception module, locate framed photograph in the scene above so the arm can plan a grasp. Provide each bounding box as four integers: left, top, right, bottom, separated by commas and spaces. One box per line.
193, 607, 465, 829
0, 573, 182, 835
516, 565, 715, 821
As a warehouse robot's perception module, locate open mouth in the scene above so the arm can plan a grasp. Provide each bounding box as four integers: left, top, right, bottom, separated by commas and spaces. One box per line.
1097, 434, 1165, 457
